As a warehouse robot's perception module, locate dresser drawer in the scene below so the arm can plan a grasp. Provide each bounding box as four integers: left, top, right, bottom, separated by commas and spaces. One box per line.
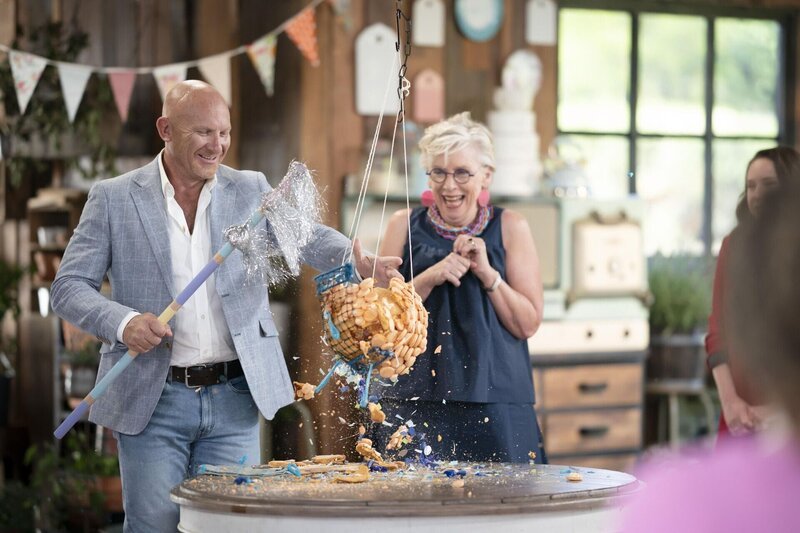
534, 363, 642, 409
528, 319, 649, 354
548, 453, 639, 474
543, 408, 642, 455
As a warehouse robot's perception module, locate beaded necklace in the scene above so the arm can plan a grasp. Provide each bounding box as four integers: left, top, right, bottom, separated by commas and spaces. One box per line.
426, 204, 493, 240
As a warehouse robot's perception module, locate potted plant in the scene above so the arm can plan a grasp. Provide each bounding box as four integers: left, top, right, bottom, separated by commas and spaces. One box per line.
0, 479, 36, 532
23, 431, 121, 531
647, 254, 712, 381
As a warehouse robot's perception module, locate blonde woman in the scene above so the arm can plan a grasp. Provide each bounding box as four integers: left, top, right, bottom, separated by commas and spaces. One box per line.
374, 112, 545, 462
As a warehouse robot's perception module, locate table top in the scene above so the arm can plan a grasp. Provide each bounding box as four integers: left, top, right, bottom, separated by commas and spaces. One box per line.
171, 463, 641, 517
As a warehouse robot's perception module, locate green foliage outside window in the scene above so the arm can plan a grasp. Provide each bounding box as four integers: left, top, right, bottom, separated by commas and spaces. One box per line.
558, 7, 782, 255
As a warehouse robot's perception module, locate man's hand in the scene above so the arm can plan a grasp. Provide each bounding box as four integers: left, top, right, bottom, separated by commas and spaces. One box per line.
123, 313, 173, 354
353, 238, 402, 287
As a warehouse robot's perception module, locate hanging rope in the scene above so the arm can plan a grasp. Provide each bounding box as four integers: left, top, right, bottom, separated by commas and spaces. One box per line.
344, 0, 415, 285
370, 1, 415, 282
342, 51, 398, 266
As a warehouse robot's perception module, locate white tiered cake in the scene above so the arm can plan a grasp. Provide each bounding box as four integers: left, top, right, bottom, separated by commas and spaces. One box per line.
488, 50, 544, 197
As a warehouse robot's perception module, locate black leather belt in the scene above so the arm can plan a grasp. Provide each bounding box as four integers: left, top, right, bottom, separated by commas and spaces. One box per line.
167, 359, 243, 387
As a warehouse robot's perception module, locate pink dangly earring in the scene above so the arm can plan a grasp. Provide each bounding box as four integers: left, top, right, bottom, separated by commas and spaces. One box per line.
421, 189, 435, 207
478, 189, 490, 207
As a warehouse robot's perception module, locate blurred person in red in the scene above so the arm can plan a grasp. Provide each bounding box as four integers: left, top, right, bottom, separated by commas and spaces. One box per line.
705, 146, 800, 439
620, 162, 800, 533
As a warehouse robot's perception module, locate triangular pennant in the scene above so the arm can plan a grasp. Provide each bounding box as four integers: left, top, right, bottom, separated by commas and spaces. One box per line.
198, 53, 232, 105
57, 62, 93, 123
108, 71, 137, 123
153, 64, 187, 102
246, 34, 277, 97
9, 51, 47, 114
286, 8, 320, 67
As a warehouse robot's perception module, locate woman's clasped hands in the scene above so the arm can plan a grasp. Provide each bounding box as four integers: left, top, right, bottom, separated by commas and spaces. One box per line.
429, 234, 492, 288
430, 251, 471, 287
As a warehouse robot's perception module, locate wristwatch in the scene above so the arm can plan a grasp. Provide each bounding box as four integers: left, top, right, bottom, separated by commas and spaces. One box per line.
485, 271, 503, 292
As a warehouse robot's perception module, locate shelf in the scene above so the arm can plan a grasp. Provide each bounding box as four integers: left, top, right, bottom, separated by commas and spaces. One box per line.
27, 187, 88, 211
29, 243, 67, 253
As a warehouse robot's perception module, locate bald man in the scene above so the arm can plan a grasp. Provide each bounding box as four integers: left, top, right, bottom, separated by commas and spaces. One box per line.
51, 80, 401, 532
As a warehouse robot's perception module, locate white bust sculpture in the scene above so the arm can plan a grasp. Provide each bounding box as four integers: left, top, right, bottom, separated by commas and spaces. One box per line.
493, 49, 542, 111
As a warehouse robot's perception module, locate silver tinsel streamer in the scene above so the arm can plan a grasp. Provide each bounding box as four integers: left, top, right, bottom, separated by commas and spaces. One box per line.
223, 224, 273, 284
224, 161, 323, 286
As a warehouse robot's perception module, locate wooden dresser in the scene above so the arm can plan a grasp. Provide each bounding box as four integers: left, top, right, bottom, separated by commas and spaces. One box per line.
533, 351, 646, 473
516, 197, 648, 474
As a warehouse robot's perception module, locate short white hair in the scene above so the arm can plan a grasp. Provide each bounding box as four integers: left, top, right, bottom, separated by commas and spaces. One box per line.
418, 112, 495, 170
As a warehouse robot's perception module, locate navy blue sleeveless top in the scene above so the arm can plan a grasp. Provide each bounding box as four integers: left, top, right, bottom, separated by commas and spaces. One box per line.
384, 206, 535, 404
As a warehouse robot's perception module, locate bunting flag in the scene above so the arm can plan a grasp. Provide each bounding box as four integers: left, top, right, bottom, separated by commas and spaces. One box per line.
246, 34, 277, 97
0, 0, 330, 119
9, 50, 47, 114
153, 64, 188, 102
286, 8, 320, 67
108, 70, 137, 122
57, 63, 93, 122
198, 53, 232, 105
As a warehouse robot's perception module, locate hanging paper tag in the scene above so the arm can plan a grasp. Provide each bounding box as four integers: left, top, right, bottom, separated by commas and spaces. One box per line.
355, 23, 400, 116
413, 69, 444, 123
412, 0, 445, 47
526, 0, 557, 46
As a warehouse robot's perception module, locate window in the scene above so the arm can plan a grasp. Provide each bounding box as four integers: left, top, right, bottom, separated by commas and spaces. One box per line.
558, 3, 790, 255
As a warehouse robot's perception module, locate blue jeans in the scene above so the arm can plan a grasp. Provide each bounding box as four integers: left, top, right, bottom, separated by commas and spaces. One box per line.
115, 374, 260, 533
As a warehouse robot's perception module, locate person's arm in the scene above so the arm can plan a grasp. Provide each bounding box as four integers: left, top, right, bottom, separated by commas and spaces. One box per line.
706, 235, 760, 435
713, 363, 758, 435
453, 209, 542, 339
706, 237, 729, 369
379, 209, 471, 301
491, 209, 543, 339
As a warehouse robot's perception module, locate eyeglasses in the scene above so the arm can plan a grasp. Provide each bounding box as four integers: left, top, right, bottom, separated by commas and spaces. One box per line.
426, 167, 476, 184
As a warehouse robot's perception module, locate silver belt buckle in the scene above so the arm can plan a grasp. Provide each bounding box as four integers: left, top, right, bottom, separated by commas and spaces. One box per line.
184, 367, 201, 389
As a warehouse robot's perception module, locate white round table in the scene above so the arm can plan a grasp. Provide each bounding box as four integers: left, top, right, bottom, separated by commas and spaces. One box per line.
171, 463, 641, 533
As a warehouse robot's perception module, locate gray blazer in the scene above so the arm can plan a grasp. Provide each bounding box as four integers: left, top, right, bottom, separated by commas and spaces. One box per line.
51, 158, 350, 435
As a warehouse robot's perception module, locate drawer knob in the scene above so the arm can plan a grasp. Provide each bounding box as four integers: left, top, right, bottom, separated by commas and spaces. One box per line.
579, 426, 610, 438
578, 382, 608, 394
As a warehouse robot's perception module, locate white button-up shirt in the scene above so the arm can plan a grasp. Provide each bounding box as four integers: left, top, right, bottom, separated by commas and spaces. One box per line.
116, 151, 236, 366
